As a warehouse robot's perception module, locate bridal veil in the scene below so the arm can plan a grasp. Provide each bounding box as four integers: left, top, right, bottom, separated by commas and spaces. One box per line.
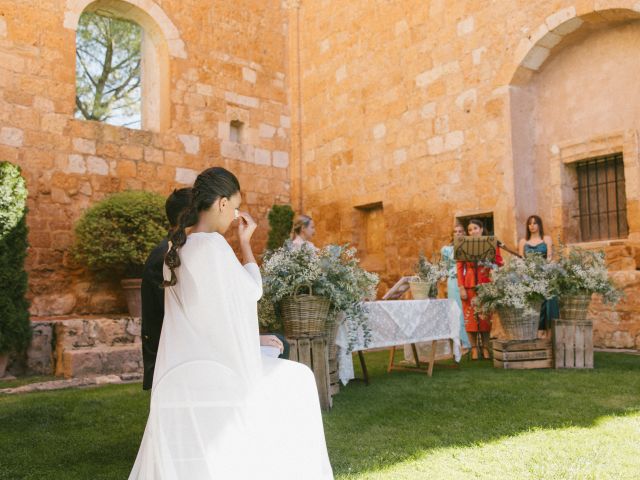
129, 232, 333, 479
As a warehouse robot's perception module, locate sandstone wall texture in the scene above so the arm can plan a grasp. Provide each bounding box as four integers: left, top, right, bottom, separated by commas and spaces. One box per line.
0, 0, 291, 315
1, 0, 639, 350
291, 0, 640, 348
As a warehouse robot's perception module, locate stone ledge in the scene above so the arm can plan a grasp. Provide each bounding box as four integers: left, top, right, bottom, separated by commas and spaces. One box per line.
9, 316, 142, 378
54, 316, 141, 351
0, 372, 142, 395
61, 344, 143, 379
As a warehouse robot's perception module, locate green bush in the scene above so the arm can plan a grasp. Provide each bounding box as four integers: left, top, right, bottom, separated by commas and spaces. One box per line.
0, 162, 31, 354
73, 190, 167, 279
266, 204, 294, 251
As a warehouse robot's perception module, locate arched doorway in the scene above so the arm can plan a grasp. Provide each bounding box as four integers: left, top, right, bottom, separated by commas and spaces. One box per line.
508, 7, 640, 243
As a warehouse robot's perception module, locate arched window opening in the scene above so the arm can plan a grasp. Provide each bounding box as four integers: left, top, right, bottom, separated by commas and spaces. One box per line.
75, 11, 142, 129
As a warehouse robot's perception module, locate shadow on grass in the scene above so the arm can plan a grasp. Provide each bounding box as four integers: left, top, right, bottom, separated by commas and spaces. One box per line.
0, 352, 638, 479
323, 351, 640, 476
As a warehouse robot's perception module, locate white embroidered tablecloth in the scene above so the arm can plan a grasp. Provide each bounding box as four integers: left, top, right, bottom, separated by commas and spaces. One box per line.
335, 299, 462, 385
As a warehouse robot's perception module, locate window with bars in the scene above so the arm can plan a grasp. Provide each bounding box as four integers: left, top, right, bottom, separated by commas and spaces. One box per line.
574, 153, 628, 242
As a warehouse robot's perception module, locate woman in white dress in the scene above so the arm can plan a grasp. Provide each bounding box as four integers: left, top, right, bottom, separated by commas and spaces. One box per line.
129, 167, 333, 480
289, 214, 318, 250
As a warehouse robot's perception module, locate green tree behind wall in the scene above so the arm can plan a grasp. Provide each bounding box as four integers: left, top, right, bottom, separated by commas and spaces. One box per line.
0, 162, 31, 354
75, 12, 142, 128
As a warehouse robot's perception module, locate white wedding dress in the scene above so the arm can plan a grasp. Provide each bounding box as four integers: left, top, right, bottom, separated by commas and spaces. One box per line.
129, 232, 333, 479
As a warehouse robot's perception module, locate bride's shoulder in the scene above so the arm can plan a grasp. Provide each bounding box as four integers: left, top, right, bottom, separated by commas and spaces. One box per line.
188, 231, 232, 253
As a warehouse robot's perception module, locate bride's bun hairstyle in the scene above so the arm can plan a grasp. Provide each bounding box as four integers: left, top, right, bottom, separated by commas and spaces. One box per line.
163, 167, 240, 287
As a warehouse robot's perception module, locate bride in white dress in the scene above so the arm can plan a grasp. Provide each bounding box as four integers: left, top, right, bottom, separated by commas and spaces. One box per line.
129, 167, 333, 479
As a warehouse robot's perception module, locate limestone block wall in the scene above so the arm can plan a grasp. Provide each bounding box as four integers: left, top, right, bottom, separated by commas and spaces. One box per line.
292, 0, 640, 347
7, 316, 144, 378
2, 0, 639, 349
0, 0, 292, 315
294, 0, 640, 271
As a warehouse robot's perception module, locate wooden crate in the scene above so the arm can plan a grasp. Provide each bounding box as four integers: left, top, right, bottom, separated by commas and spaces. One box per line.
287, 336, 332, 410
492, 339, 553, 369
329, 357, 340, 396
553, 319, 593, 369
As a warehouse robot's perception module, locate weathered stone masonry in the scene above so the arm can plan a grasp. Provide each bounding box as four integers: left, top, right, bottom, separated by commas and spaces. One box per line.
0, 0, 292, 315
0, 0, 639, 354
290, 0, 640, 349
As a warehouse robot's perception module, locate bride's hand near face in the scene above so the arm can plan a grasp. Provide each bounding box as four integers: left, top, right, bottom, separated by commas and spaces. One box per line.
237, 211, 257, 243
237, 211, 257, 264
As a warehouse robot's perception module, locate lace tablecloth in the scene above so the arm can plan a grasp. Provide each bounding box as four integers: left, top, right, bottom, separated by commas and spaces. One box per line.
335, 299, 462, 385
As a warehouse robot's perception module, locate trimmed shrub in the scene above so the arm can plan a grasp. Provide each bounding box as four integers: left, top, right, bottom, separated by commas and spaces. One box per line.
0, 162, 31, 354
266, 204, 294, 251
73, 190, 167, 279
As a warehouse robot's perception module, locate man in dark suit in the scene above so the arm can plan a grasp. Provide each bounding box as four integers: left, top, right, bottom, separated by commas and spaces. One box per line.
141, 188, 289, 390
141, 187, 191, 390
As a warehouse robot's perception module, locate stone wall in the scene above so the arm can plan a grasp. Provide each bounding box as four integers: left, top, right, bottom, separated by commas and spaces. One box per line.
290, 0, 640, 348
0, 0, 291, 316
2, 0, 639, 350
7, 316, 144, 378
6, 321, 54, 376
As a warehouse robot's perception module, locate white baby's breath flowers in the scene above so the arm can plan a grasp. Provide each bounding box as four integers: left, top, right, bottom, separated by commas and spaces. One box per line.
415, 253, 449, 284
474, 254, 552, 315
550, 246, 621, 304
260, 243, 379, 350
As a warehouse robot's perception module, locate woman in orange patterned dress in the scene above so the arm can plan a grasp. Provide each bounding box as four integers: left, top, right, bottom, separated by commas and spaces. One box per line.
457, 219, 503, 360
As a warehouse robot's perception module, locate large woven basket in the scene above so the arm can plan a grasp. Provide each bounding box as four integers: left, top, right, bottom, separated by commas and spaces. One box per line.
409, 278, 432, 300
498, 302, 541, 341
281, 284, 330, 338
559, 294, 591, 322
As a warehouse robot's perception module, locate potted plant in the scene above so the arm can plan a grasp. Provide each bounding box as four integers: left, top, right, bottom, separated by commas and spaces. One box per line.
73, 190, 167, 317
0, 162, 31, 377
550, 245, 622, 321
474, 254, 553, 340
411, 253, 448, 299
260, 243, 378, 351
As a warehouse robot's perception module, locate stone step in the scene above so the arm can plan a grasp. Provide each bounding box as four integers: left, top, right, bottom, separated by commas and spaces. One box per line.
60, 344, 143, 379
54, 317, 141, 351
0, 373, 143, 395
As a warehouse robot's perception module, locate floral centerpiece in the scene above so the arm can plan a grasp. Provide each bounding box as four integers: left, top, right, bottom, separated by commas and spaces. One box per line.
411, 253, 448, 299
259, 244, 378, 350
549, 245, 622, 320
474, 254, 553, 340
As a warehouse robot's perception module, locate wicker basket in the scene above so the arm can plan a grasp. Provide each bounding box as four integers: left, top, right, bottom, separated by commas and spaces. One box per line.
281, 284, 330, 337
559, 294, 591, 322
498, 302, 541, 341
409, 278, 432, 300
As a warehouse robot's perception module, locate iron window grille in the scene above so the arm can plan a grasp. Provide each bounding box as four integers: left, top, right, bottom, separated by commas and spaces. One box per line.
574, 153, 628, 242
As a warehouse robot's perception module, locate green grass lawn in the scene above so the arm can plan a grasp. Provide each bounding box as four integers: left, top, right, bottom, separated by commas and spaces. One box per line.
1, 352, 639, 479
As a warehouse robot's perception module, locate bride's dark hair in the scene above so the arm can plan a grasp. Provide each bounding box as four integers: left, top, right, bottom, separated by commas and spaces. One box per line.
163, 167, 240, 287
